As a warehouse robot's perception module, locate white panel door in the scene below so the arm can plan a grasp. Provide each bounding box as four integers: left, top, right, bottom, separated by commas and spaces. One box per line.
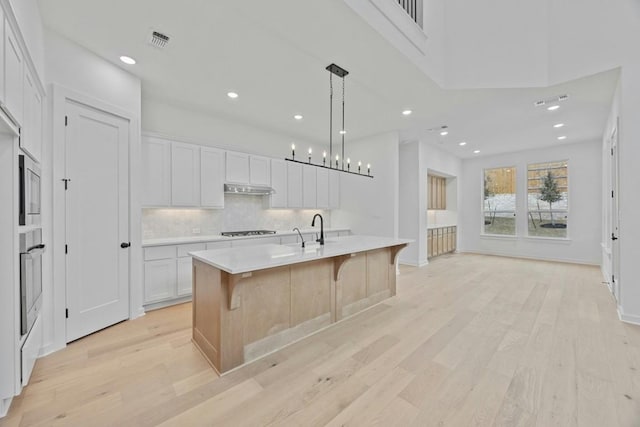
171, 142, 200, 206
225, 151, 249, 184
302, 165, 317, 208
270, 159, 287, 208
141, 137, 171, 206
250, 155, 271, 185
287, 162, 303, 208
316, 168, 329, 209
4, 20, 23, 126
65, 101, 130, 342
201, 147, 224, 208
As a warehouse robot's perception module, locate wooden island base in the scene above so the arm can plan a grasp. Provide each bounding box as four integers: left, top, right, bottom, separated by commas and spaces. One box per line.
192, 245, 406, 374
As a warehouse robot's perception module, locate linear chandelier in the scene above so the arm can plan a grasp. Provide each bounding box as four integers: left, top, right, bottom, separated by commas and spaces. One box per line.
285, 63, 373, 178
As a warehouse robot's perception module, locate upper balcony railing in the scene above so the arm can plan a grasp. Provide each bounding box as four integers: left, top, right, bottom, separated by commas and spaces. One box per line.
396, 0, 423, 28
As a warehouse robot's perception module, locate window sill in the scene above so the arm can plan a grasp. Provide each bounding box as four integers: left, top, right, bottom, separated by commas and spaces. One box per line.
480, 234, 517, 241
523, 236, 572, 244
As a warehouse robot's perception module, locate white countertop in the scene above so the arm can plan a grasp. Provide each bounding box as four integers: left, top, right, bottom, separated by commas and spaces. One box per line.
189, 235, 413, 274
142, 227, 351, 247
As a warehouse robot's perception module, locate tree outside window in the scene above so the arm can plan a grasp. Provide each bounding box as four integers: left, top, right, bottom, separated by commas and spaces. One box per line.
527, 161, 568, 238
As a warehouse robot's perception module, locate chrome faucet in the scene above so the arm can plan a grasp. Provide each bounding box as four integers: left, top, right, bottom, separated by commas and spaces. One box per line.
293, 227, 305, 248
311, 214, 324, 246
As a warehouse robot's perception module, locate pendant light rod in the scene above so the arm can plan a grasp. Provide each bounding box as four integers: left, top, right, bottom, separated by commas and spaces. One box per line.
341, 75, 345, 171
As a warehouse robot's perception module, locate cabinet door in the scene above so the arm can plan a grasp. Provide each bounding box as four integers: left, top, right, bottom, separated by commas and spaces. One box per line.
141, 138, 171, 206
176, 257, 194, 296
452, 227, 457, 252
270, 159, 287, 208
249, 155, 271, 186
287, 162, 303, 208
329, 170, 340, 209
225, 151, 250, 184
20, 70, 42, 162
144, 259, 176, 303
231, 236, 280, 247
427, 230, 432, 258
172, 142, 200, 206
0, 14, 4, 102
4, 20, 23, 126
302, 165, 317, 208
206, 241, 232, 250
201, 147, 225, 208
316, 168, 329, 209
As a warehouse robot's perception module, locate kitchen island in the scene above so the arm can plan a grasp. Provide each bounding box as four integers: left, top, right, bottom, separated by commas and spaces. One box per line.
189, 235, 410, 374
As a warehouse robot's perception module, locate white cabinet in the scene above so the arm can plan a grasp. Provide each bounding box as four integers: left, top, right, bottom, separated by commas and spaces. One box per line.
250, 155, 271, 185
206, 241, 232, 250
302, 165, 317, 208
329, 170, 340, 209
141, 138, 171, 206
231, 236, 280, 247
316, 168, 329, 209
20, 69, 42, 162
200, 147, 225, 208
172, 143, 200, 206
144, 259, 176, 303
0, 13, 4, 102
225, 151, 250, 184
176, 257, 194, 296
287, 162, 303, 208
3, 18, 23, 126
270, 159, 287, 208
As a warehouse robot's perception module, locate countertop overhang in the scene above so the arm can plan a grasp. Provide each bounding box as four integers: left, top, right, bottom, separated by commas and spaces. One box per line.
189, 235, 413, 274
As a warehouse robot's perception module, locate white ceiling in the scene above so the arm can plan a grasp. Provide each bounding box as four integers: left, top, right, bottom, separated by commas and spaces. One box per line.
37, 0, 619, 158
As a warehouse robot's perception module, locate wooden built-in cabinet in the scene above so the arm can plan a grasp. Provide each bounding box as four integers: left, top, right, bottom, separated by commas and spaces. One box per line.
427, 226, 457, 258
428, 175, 447, 210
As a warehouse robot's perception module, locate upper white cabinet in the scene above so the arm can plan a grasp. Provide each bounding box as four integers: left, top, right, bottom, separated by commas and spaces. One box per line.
287, 162, 303, 208
171, 142, 201, 206
0, 13, 4, 102
141, 137, 171, 206
225, 151, 250, 184
3, 18, 24, 126
20, 68, 42, 161
329, 170, 340, 209
249, 156, 271, 186
225, 151, 270, 186
302, 165, 317, 208
200, 147, 224, 208
270, 159, 287, 208
316, 168, 329, 209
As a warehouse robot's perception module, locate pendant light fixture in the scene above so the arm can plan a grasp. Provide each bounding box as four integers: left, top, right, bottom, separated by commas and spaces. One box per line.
285, 63, 372, 178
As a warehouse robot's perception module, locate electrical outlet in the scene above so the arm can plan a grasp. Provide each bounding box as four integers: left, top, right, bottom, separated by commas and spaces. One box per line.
192, 228, 201, 235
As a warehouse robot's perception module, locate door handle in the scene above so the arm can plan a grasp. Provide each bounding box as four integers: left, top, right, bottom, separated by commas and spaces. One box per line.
120, 242, 131, 248
611, 234, 618, 241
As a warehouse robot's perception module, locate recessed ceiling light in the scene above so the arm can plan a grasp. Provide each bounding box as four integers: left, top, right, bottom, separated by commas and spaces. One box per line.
473, 150, 480, 154
440, 131, 449, 136
227, 92, 239, 99
459, 142, 467, 146
557, 136, 567, 140
402, 110, 412, 116
547, 105, 560, 111
119, 55, 136, 65
553, 123, 565, 128
293, 114, 303, 120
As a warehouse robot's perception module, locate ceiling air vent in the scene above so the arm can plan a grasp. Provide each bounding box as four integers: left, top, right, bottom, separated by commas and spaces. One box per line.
534, 94, 569, 107
148, 30, 170, 49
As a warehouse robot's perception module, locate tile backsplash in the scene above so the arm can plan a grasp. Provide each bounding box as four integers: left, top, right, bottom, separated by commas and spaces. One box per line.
143, 194, 331, 239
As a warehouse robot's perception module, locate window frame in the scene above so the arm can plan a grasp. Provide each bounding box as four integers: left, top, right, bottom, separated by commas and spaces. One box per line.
525, 159, 570, 240
481, 166, 517, 237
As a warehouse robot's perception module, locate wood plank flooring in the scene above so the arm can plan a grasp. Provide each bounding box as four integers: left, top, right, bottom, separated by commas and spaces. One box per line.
2, 253, 640, 426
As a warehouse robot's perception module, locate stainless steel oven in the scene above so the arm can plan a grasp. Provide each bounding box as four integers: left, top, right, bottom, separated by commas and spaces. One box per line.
19, 154, 41, 226
20, 229, 45, 336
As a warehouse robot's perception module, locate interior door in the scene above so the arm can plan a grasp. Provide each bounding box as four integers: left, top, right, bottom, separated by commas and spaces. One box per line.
610, 121, 620, 302
65, 100, 130, 342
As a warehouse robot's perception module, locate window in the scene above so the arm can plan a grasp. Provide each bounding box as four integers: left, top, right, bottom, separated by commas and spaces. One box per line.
483, 167, 516, 235
527, 161, 568, 238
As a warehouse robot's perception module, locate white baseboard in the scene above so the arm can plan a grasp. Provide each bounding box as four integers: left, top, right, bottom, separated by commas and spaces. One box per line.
133, 306, 146, 319
458, 250, 600, 266
1, 396, 12, 418
618, 307, 640, 326
398, 259, 428, 267
40, 341, 66, 358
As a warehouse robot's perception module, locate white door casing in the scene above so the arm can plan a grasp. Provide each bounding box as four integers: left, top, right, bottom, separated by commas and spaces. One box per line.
64, 100, 130, 342
610, 121, 620, 303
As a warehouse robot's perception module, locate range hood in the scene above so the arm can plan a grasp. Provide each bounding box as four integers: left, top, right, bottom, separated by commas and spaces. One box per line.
224, 183, 275, 196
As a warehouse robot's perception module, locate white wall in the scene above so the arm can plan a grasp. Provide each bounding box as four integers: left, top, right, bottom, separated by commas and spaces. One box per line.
398, 142, 422, 265
332, 132, 399, 238
4, 0, 44, 82
459, 140, 602, 264
43, 30, 142, 354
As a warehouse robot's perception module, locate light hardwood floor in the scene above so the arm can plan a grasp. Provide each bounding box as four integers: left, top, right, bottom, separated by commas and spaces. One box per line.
2, 253, 640, 426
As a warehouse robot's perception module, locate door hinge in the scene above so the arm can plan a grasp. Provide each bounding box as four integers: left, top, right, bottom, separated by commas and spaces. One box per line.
65, 309, 69, 319
612, 233, 619, 241
65, 244, 68, 254
612, 275, 615, 283
62, 178, 71, 190
65, 116, 68, 126
612, 190, 614, 198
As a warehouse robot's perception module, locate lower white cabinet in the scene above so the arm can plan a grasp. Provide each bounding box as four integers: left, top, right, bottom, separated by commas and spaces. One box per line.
144, 259, 176, 303
176, 257, 194, 296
